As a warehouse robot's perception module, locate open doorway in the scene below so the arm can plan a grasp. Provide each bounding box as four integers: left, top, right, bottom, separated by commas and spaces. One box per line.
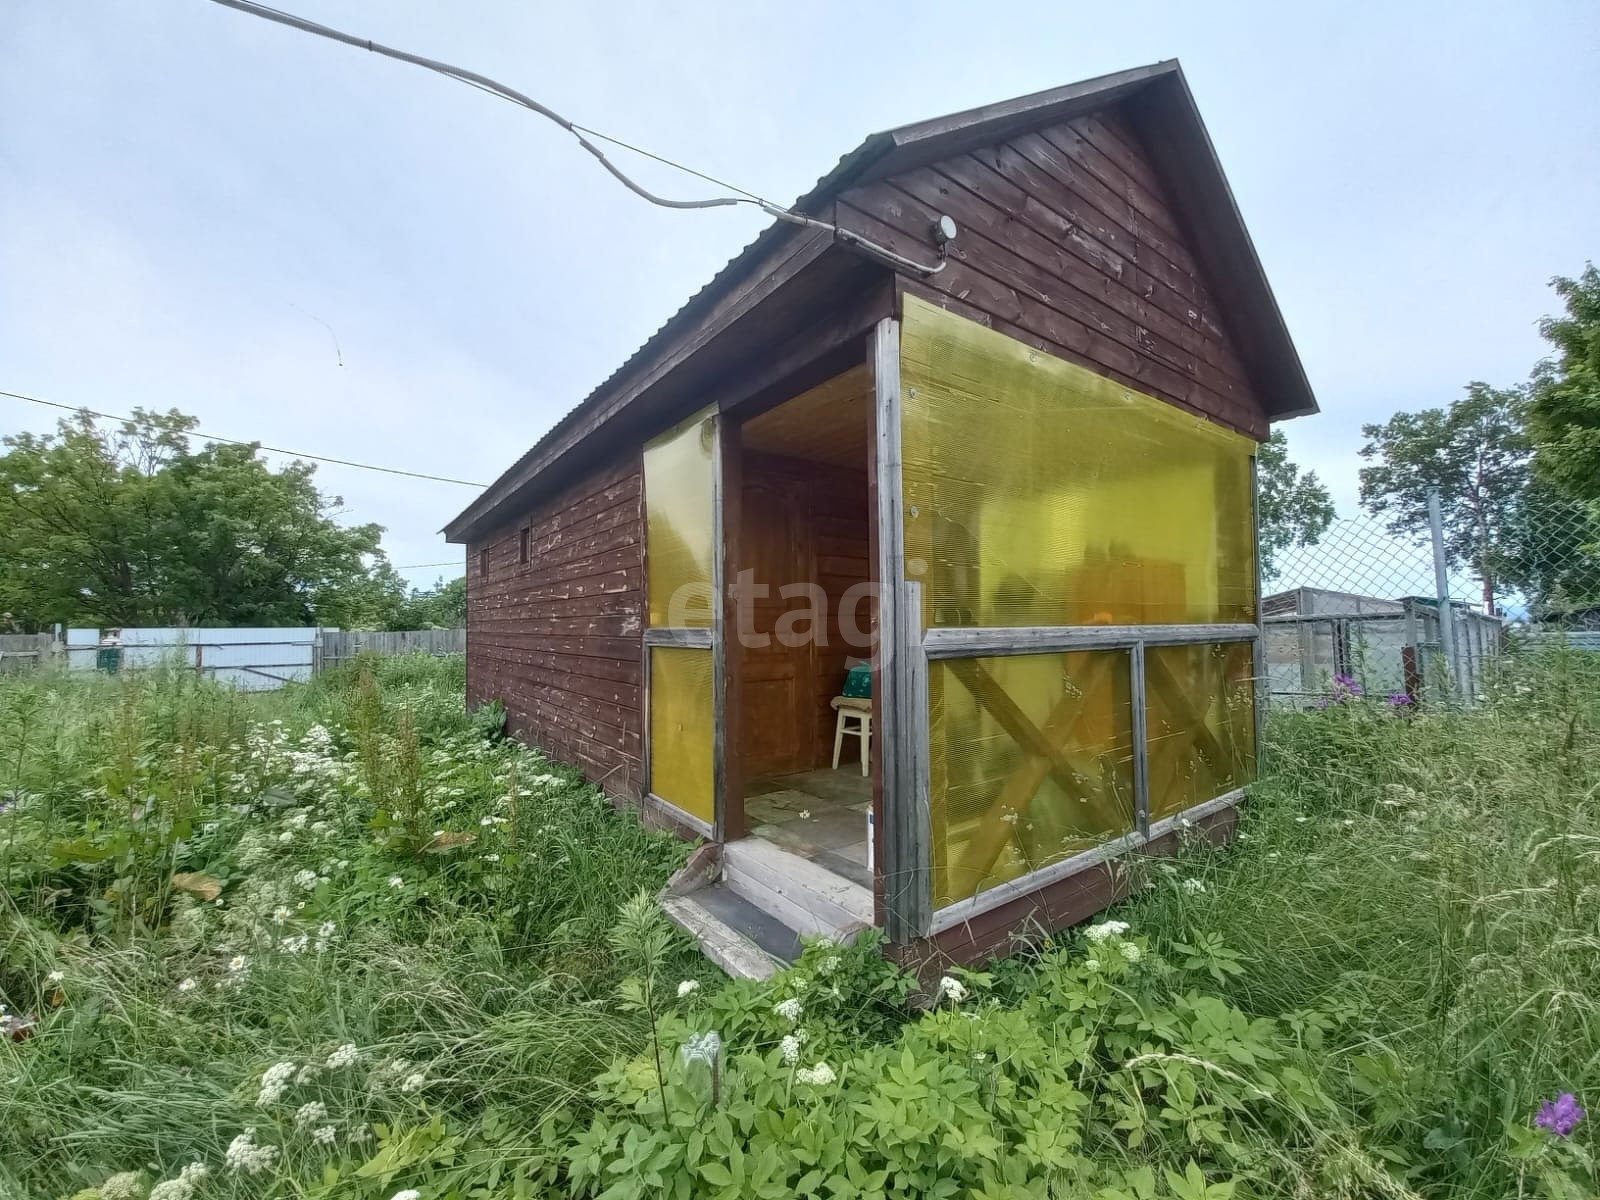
729, 364, 875, 889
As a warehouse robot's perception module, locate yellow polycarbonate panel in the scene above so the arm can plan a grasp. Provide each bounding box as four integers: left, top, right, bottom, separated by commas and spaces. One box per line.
644, 407, 717, 628
1146, 641, 1257, 821
899, 295, 1258, 628
929, 649, 1135, 909
649, 647, 715, 825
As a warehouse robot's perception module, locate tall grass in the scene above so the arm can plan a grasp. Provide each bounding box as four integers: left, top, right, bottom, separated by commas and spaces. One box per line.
3, 650, 1598, 1197
1111, 648, 1600, 1197
0, 655, 704, 1198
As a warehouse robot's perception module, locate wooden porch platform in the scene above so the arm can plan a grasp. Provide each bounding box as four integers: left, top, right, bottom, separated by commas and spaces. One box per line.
746, 769, 873, 889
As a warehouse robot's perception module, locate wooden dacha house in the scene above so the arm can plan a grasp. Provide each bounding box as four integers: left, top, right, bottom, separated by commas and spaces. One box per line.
445, 61, 1317, 976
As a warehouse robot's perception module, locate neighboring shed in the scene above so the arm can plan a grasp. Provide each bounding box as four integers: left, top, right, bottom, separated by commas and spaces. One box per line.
446, 61, 1318, 974
1263, 587, 1503, 707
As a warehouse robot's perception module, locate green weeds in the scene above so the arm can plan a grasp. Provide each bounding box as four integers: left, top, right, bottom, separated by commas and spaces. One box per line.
3, 650, 1598, 1198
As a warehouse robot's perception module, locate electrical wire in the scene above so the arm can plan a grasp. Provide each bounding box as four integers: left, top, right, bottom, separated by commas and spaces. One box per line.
202, 0, 949, 275
395, 560, 463, 570
570, 123, 768, 204
0, 388, 487, 487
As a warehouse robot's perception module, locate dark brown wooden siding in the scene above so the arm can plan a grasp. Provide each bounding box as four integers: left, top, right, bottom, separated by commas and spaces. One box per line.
467, 452, 645, 801
838, 109, 1269, 441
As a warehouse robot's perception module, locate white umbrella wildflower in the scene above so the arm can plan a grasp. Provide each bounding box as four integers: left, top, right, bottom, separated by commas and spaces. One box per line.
225, 1128, 280, 1175
256, 1061, 295, 1106
680, 1031, 721, 1067
99, 1172, 145, 1200
795, 1062, 836, 1086
148, 1163, 209, 1200
1084, 920, 1129, 942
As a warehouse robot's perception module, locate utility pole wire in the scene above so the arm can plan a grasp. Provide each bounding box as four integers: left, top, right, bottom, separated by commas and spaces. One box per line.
0, 388, 487, 487
202, 0, 948, 275
206, 0, 737, 211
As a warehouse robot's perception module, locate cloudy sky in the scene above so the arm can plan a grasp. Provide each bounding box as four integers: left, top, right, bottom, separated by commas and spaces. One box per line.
3, 0, 1597, 591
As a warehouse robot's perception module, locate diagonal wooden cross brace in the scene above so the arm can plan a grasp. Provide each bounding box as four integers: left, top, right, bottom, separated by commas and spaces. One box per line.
1144, 646, 1250, 815
946, 654, 1127, 892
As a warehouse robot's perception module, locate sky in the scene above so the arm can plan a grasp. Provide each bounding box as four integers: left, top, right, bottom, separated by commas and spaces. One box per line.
3, 0, 1597, 593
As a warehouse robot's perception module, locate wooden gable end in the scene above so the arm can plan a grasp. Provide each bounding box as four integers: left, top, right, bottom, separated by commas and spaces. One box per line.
834, 108, 1269, 441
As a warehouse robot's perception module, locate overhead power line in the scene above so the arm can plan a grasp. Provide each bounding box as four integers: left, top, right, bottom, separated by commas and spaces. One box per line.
202, 0, 950, 276
0, 388, 487, 487
395, 560, 463, 570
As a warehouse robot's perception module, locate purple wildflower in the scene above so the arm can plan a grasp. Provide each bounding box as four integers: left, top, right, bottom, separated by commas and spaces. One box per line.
1536, 1093, 1585, 1137
1387, 692, 1413, 708
1332, 673, 1364, 697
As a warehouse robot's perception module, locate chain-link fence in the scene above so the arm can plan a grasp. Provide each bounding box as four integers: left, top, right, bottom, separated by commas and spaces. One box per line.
1263, 487, 1600, 708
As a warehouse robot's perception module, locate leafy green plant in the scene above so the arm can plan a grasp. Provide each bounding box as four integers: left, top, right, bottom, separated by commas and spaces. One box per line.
5, 649, 1600, 1198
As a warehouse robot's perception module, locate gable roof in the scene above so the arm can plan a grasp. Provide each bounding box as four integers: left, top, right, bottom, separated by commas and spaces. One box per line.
446, 59, 1316, 543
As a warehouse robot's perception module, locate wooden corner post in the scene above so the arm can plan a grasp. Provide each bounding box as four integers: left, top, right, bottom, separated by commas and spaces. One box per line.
1251, 453, 1267, 742
871, 317, 932, 943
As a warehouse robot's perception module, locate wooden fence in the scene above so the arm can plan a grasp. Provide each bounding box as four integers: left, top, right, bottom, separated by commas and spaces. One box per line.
0, 632, 54, 675
318, 628, 466, 666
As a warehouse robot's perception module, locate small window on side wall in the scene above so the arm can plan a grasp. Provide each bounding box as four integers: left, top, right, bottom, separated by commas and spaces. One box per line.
479, 547, 489, 577
519, 527, 530, 566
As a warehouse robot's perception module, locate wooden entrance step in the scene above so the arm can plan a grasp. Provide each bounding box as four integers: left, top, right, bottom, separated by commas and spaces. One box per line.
657, 839, 875, 981
722, 837, 874, 938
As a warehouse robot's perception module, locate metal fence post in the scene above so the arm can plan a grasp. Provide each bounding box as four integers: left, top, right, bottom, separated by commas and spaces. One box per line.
1426, 488, 1460, 699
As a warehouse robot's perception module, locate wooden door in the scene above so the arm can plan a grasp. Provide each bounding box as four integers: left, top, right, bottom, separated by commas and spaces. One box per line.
740, 473, 813, 777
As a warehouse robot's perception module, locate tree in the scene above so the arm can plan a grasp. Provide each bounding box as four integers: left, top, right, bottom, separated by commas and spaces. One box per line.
0, 408, 401, 630
1529, 264, 1600, 503
389, 575, 466, 630
0, 410, 190, 630
1494, 475, 1600, 621
1358, 383, 1530, 614
1256, 429, 1335, 578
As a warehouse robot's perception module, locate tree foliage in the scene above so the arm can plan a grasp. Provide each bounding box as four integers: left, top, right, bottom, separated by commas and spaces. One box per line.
1529, 264, 1600, 503
390, 575, 466, 630
1359, 384, 1531, 612
1256, 429, 1335, 578
0, 408, 402, 631
1359, 383, 1600, 615
1493, 476, 1600, 619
